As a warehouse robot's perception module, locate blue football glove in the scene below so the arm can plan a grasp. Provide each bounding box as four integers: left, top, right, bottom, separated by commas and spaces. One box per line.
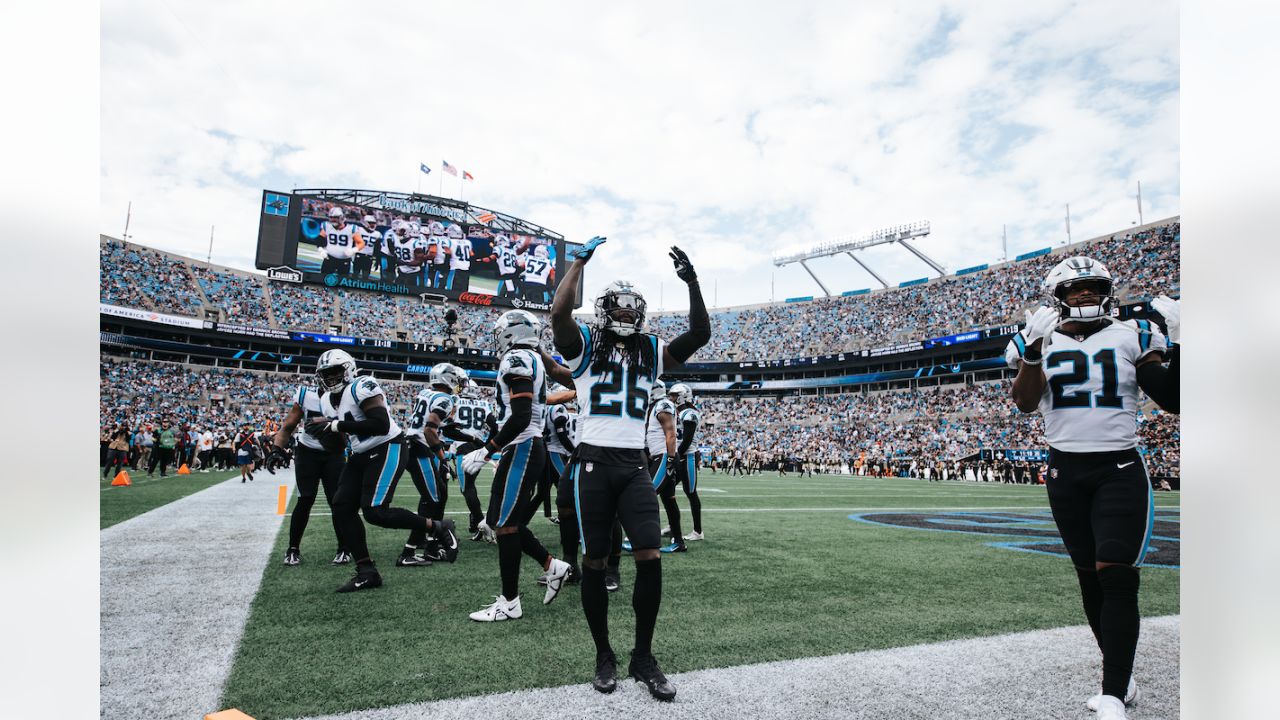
568, 236, 606, 261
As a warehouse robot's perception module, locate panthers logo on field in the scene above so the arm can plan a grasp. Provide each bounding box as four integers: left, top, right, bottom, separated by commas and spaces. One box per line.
848, 510, 1180, 569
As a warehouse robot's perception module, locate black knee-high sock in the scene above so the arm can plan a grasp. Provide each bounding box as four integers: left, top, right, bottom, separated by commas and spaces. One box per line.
558, 511, 579, 568
1098, 565, 1141, 698
580, 564, 611, 655
1075, 566, 1104, 650
662, 496, 683, 542
518, 525, 551, 566
688, 492, 702, 533
497, 533, 522, 600
633, 557, 662, 656
288, 494, 317, 548
462, 479, 483, 527
407, 498, 431, 547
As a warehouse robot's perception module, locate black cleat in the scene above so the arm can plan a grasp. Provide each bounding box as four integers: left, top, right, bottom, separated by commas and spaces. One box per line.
283, 548, 301, 566
604, 569, 621, 593
566, 565, 580, 585
629, 651, 676, 701
548, 515, 561, 525
592, 651, 618, 694
336, 570, 383, 593
432, 519, 459, 563
395, 552, 432, 567
332, 549, 353, 565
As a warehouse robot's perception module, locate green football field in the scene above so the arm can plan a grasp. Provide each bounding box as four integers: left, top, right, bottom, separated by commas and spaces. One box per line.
220, 471, 1180, 720
99, 468, 244, 529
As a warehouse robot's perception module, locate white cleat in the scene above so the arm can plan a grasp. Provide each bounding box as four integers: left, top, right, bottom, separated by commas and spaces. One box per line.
683, 530, 704, 541
1088, 694, 1128, 719
469, 595, 522, 622
660, 525, 671, 537
543, 558, 572, 605
1087, 677, 1139, 711
477, 520, 497, 544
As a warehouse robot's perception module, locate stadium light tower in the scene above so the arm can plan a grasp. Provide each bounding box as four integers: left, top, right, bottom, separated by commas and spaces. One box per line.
772, 221, 942, 295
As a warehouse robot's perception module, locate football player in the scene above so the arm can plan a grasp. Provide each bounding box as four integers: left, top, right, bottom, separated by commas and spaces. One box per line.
271, 384, 350, 566
1005, 257, 1180, 720
645, 380, 687, 553
541, 384, 577, 523
461, 311, 574, 621
317, 206, 364, 276
520, 243, 555, 304
310, 350, 458, 593
447, 379, 499, 541
491, 234, 524, 298
386, 220, 430, 289
669, 383, 704, 541
352, 214, 381, 279
443, 224, 472, 291
399, 363, 469, 566
427, 221, 451, 288
549, 237, 710, 700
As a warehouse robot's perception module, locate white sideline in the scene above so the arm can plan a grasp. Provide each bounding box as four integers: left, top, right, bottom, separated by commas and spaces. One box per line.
100, 470, 289, 720
290, 616, 1180, 720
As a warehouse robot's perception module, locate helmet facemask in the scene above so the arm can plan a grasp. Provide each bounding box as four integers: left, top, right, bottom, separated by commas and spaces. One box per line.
1053, 278, 1114, 321
595, 283, 646, 337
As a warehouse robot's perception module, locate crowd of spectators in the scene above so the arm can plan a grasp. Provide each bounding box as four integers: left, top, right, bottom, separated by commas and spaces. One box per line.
190, 265, 272, 327
267, 283, 336, 331
100, 238, 205, 316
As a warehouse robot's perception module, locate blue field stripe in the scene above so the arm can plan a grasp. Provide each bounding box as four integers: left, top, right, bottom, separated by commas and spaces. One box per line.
687, 455, 697, 492
496, 440, 531, 526
418, 455, 439, 502
651, 455, 667, 490
371, 442, 401, 506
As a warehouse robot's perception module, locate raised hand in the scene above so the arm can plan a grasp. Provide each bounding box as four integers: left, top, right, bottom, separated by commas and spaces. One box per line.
568, 236, 607, 262
669, 246, 697, 282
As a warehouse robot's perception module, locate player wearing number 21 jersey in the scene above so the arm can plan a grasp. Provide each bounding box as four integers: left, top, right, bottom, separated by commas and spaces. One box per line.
1006, 256, 1179, 720
550, 238, 710, 700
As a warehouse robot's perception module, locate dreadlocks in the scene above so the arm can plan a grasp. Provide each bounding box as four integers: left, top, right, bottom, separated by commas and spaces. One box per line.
589, 322, 657, 379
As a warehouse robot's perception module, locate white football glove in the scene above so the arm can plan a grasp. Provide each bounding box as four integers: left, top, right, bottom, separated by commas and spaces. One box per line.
1023, 305, 1060, 346
1150, 294, 1180, 343
462, 447, 491, 476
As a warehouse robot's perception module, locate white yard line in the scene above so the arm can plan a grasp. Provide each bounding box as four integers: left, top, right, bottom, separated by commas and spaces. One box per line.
289, 616, 1180, 720
100, 470, 290, 719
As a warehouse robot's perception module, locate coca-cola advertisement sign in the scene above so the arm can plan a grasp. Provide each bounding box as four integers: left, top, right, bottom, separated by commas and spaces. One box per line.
457, 292, 494, 306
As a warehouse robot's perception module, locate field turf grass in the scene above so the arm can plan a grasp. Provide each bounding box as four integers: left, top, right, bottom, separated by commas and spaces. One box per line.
221, 471, 1180, 719
100, 468, 244, 529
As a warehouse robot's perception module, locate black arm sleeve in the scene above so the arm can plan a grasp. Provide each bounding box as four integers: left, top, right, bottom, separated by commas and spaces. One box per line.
677, 419, 697, 456
487, 377, 534, 449
667, 280, 711, 364
554, 416, 576, 454
484, 414, 499, 443
441, 425, 471, 443
1135, 346, 1179, 414
336, 405, 391, 436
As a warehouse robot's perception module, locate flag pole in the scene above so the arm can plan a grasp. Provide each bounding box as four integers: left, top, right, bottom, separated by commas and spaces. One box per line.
1137, 181, 1144, 226
438, 168, 443, 198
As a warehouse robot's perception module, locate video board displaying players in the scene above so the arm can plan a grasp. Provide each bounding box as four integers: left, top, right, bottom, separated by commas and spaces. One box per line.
262, 192, 566, 311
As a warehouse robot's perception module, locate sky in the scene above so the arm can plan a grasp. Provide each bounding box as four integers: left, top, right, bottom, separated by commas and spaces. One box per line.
100, 0, 1179, 311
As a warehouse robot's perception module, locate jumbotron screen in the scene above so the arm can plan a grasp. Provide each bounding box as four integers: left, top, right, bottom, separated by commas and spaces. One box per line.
255, 189, 569, 311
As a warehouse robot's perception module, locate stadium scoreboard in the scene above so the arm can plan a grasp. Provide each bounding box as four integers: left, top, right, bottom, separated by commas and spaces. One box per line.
256, 188, 580, 311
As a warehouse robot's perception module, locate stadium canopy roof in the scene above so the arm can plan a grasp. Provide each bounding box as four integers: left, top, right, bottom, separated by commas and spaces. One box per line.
772, 221, 943, 295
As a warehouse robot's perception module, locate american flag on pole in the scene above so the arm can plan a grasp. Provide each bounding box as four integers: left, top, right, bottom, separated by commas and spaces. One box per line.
463, 170, 474, 181
442, 160, 458, 177
475, 211, 497, 224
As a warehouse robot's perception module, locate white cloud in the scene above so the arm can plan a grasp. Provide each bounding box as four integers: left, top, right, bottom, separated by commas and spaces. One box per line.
101, 0, 1178, 310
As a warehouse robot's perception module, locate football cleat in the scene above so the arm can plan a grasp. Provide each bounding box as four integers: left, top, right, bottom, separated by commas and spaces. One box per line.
660, 542, 687, 553
283, 548, 301, 566
683, 530, 704, 541
621, 541, 634, 553
476, 519, 497, 544
432, 519, 459, 562
660, 525, 671, 536
593, 651, 618, 694
543, 558, 573, 605
1087, 678, 1139, 710
548, 515, 561, 525
469, 594, 522, 622
395, 551, 432, 567
332, 549, 353, 565
604, 569, 621, 593
336, 570, 383, 593
628, 651, 676, 702
1088, 694, 1128, 720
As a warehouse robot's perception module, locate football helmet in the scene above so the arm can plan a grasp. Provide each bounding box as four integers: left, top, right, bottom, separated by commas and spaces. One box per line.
595, 280, 646, 337
446, 224, 463, 239
668, 383, 693, 405
1044, 256, 1115, 321
392, 219, 408, 237
494, 310, 542, 354
533, 244, 549, 259
429, 363, 468, 394
459, 378, 481, 398
316, 349, 358, 393
409, 221, 422, 238
429, 221, 446, 236
650, 379, 667, 402
362, 214, 377, 230
328, 206, 346, 224
495, 233, 512, 248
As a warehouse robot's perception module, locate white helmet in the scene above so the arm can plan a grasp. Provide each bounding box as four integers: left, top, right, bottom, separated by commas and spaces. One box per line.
328, 206, 345, 222
595, 280, 646, 337
494, 310, 542, 354
459, 378, 480, 398
446, 224, 463, 239
429, 363, 468, 394
668, 383, 693, 405
533, 244, 549, 259
363, 214, 377, 228
650, 379, 667, 401
316, 349, 358, 393
1044, 256, 1115, 321
409, 221, 421, 237
429, 220, 446, 236
392, 219, 407, 237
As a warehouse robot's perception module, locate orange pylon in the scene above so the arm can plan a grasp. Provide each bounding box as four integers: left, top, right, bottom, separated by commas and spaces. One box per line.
111, 471, 131, 486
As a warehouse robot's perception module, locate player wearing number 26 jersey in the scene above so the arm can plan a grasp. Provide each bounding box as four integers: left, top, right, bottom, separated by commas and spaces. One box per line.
1006, 256, 1179, 720
550, 238, 710, 701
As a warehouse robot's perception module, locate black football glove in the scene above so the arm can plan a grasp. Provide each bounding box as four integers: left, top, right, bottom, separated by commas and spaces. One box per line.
307, 418, 338, 436
669, 246, 697, 283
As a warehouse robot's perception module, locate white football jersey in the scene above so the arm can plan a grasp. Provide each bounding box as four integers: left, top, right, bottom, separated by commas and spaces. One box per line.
321, 375, 402, 454
430, 234, 450, 268
1006, 319, 1167, 452
294, 385, 328, 451
544, 403, 574, 456
494, 348, 547, 447
356, 228, 381, 255
495, 244, 521, 275
645, 397, 676, 456
405, 389, 455, 447
449, 237, 472, 270
447, 396, 493, 444
522, 255, 553, 285
321, 221, 362, 259
676, 406, 701, 450
562, 322, 666, 450
388, 234, 427, 273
